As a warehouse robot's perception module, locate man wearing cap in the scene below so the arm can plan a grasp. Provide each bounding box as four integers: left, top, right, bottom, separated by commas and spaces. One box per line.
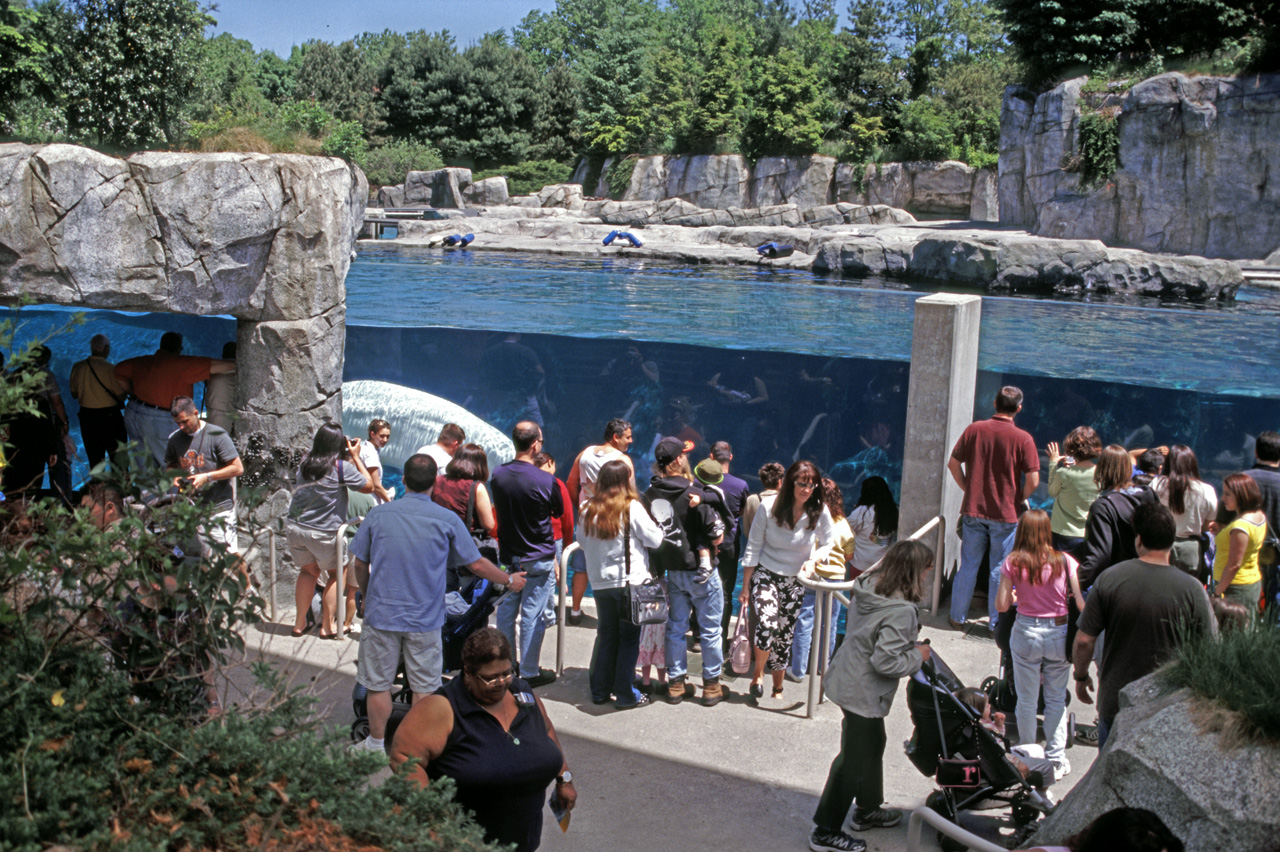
115, 332, 236, 466
645, 437, 726, 706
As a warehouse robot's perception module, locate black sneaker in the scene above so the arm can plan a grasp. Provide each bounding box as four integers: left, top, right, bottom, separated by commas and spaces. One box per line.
849, 808, 902, 831
526, 668, 557, 688
809, 829, 866, 852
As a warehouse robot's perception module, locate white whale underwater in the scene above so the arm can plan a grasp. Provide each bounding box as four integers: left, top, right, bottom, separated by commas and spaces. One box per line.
341, 380, 515, 472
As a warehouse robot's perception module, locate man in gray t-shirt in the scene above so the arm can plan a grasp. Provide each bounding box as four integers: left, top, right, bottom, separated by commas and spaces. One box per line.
1074, 502, 1214, 746
165, 396, 244, 555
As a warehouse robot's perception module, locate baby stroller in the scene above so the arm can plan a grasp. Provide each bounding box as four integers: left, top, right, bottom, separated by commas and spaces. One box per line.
905, 650, 1055, 852
350, 579, 504, 745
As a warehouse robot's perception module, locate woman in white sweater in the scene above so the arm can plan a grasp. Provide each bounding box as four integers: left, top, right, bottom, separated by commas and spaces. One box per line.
739, 460, 835, 701
578, 459, 664, 709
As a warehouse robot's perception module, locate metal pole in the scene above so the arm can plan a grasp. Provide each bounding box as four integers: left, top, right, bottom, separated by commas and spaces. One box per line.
335, 526, 346, 641
805, 588, 825, 718
556, 543, 579, 676
931, 517, 947, 615
267, 527, 277, 622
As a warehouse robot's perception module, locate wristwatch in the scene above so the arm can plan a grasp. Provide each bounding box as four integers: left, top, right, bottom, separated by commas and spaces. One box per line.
1073, 671, 1090, 682
556, 771, 573, 785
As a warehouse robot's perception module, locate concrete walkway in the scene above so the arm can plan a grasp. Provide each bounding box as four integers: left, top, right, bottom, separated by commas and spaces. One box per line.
225, 601, 1098, 852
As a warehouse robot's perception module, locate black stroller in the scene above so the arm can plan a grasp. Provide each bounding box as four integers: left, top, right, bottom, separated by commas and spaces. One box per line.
350, 579, 504, 745
980, 609, 1076, 746
905, 651, 1055, 851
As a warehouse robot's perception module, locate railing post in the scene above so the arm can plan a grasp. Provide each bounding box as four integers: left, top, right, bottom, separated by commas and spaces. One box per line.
335, 523, 351, 640
267, 527, 277, 622
806, 588, 825, 718
931, 516, 947, 615
556, 543, 579, 676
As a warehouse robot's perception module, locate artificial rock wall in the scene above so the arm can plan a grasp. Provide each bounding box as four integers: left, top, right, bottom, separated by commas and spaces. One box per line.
0, 143, 368, 520
1000, 72, 1280, 260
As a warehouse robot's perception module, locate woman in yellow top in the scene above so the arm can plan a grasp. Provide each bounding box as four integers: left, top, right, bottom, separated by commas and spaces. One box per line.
1212, 472, 1267, 611
787, 479, 857, 682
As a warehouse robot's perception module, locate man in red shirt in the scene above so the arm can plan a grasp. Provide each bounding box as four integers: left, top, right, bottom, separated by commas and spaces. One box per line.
115, 331, 236, 465
946, 386, 1040, 631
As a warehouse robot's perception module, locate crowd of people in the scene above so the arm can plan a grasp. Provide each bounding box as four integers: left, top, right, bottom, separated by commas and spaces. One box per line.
3, 330, 1249, 852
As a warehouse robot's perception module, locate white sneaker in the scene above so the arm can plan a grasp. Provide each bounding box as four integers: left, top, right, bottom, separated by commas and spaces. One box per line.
1053, 758, 1071, 779
349, 736, 387, 759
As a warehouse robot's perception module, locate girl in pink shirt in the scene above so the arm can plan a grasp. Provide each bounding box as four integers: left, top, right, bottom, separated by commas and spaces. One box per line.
995, 510, 1085, 777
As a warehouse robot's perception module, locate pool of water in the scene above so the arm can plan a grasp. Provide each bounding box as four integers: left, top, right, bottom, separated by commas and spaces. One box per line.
8, 245, 1279, 503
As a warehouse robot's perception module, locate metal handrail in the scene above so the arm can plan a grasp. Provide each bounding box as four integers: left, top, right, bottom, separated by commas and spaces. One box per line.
795, 515, 946, 719
907, 807, 1005, 852
556, 542, 580, 675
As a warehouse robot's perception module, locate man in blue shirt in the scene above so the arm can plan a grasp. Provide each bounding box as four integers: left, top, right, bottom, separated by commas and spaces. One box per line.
709, 441, 751, 645
491, 421, 564, 687
349, 454, 525, 754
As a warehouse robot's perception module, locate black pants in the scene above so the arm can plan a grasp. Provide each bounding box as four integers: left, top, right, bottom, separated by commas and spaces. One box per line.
717, 541, 739, 640
813, 710, 886, 832
79, 406, 127, 470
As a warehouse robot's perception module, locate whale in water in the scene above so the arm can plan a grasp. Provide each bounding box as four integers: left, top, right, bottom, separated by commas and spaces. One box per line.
341, 380, 515, 471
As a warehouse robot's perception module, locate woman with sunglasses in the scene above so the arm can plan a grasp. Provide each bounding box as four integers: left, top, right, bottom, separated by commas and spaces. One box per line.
740, 459, 835, 701
392, 627, 576, 852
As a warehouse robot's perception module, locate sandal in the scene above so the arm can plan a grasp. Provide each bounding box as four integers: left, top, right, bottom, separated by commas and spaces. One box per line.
291, 623, 313, 638
772, 686, 785, 699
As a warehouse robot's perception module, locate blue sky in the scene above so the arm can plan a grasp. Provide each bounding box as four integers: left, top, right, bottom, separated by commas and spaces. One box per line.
206, 0, 552, 56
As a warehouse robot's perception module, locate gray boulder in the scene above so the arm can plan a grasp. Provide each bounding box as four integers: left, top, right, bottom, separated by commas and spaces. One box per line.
537, 183, 584, 211
909, 161, 977, 215
1267, 247, 1280, 265
1031, 673, 1280, 852
969, 168, 999, 222
464, 176, 509, 206
863, 162, 911, 210
729, 204, 803, 228
624, 156, 667, 201
665, 154, 750, 209
832, 163, 867, 205
751, 155, 835, 209
1000, 72, 1280, 259
376, 184, 405, 208
405, 167, 472, 208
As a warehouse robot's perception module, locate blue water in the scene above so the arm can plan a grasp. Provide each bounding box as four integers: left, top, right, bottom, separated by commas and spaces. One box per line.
7, 245, 1279, 500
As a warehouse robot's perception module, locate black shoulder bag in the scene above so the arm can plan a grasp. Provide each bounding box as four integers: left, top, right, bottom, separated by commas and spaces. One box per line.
622, 507, 669, 626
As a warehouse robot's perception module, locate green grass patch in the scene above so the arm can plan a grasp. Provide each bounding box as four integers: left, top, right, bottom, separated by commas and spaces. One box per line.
1163, 622, 1280, 744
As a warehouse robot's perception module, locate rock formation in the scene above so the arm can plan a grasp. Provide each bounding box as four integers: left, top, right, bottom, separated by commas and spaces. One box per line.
0, 142, 367, 527
1000, 72, 1280, 260
1030, 672, 1280, 851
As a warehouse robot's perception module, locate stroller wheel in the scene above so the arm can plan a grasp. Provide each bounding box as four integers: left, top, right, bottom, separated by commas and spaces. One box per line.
1067, 712, 1076, 749
1013, 802, 1039, 826
926, 790, 957, 821
351, 718, 370, 742
937, 832, 967, 852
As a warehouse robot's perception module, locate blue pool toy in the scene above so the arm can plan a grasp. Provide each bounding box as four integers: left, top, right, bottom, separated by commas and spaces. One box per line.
442, 233, 474, 247
756, 242, 794, 259
603, 230, 644, 248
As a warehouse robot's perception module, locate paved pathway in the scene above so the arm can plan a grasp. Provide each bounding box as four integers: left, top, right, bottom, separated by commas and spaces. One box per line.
225, 602, 1098, 852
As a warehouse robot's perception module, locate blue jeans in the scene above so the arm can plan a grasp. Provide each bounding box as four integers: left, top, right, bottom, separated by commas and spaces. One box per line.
1011, 613, 1071, 765
788, 587, 839, 678
123, 400, 178, 467
1097, 714, 1113, 747
496, 558, 556, 678
544, 541, 564, 626
665, 570, 724, 680
589, 586, 643, 706
951, 515, 1018, 626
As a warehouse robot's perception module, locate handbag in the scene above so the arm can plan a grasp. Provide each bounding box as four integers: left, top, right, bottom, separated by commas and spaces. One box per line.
622, 508, 668, 626
729, 608, 752, 675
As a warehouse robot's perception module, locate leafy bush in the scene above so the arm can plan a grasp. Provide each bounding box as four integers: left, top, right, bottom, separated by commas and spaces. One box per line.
605, 156, 636, 200
892, 97, 956, 161
1076, 109, 1121, 186
360, 139, 444, 187
1164, 622, 1280, 743
321, 119, 367, 162
474, 159, 572, 196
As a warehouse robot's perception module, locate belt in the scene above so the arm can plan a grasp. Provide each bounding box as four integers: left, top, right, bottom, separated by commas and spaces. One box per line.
1175, 535, 1201, 542
132, 399, 169, 411
1017, 613, 1068, 625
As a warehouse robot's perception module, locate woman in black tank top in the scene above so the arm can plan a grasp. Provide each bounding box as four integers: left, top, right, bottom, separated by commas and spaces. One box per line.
390, 628, 576, 852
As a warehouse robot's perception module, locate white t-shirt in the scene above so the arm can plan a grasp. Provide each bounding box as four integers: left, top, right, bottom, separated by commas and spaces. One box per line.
359, 441, 389, 504
1150, 476, 1218, 537
577, 500, 664, 589
740, 495, 835, 576
577, 444, 628, 507
848, 505, 896, 570
416, 443, 453, 474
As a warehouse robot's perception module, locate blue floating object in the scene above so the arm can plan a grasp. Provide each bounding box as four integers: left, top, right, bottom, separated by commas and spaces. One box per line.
756, 242, 794, 259
617, 231, 644, 248
442, 233, 474, 247
602, 230, 620, 246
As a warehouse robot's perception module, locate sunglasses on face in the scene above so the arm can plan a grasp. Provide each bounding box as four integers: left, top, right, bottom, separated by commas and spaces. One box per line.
470, 667, 515, 686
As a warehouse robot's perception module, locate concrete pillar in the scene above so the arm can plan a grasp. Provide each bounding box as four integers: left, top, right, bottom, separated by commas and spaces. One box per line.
898, 294, 982, 600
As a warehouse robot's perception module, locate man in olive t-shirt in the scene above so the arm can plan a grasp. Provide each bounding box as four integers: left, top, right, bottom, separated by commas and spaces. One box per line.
1074, 502, 1215, 747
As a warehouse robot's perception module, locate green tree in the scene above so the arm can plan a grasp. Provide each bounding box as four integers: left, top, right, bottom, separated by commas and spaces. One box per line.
741, 47, 831, 157
996, 0, 1143, 83
0, 0, 51, 123
574, 2, 658, 154
60, 0, 213, 148
678, 21, 750, 152
292, 38, 381, 134
531, 60, 582, 160
253, 48, 294, 103
191, 32, 268, 120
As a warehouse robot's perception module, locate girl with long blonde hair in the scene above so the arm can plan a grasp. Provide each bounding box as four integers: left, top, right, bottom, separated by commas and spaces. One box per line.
577, 459, 665, 709
995, 509, 1084, 778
